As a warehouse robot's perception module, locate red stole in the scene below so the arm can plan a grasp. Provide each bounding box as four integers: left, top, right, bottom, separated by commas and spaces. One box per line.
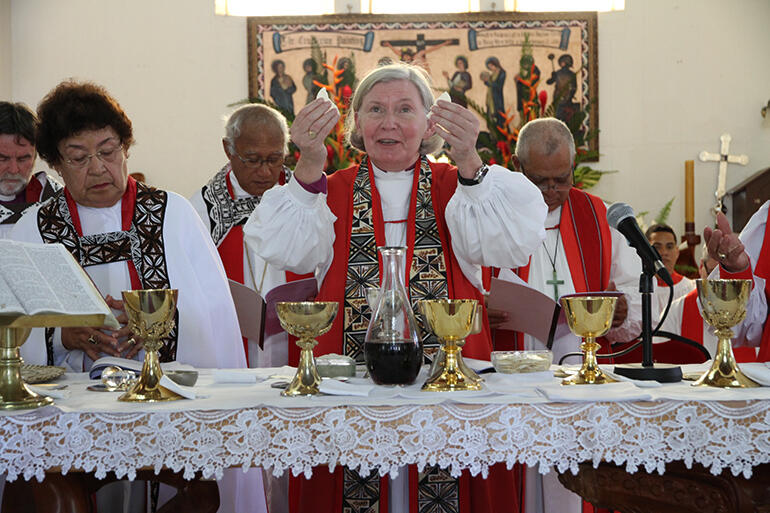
311, 161, 492, 361
657, 272, 685, 287
24, 175, 43, 203
752, 211, 770, 361
63, 176, 142, 290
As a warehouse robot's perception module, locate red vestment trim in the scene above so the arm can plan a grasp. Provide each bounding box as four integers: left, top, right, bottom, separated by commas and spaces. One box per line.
751, 210, 770, 361
656, 271, 684, 287
64, 177, 141, 290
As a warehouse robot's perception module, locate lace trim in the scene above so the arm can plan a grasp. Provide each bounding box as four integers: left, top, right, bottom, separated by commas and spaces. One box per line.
4, 400, 770, 483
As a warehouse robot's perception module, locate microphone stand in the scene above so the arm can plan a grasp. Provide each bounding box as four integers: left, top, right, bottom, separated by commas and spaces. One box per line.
613, 259, 683, 383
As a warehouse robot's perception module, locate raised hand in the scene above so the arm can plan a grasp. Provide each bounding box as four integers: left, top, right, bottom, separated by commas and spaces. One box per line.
703, 212, 750, 273
290, 98, 340, 183
427, 99, 483, 178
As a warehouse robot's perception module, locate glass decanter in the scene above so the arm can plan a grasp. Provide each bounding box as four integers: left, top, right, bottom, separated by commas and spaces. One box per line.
364, 246, 422, 385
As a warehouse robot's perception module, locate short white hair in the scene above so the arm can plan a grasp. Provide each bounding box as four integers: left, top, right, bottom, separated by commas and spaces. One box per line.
345, 63, 443, 156
224, 104, 289, 154
515, 118, 576, 168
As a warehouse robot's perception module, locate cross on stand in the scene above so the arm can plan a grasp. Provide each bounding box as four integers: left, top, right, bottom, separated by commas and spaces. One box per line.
546, 269, 564, 301
699, 133, 749, 218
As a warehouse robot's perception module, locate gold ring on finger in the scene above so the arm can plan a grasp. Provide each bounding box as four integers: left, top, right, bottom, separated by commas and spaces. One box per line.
718, 252, 727, 260
88, 335, 98, 345
307, 129, 316, 139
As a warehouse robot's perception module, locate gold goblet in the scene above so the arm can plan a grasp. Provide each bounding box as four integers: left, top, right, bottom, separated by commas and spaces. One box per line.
119, 289, 183, 402
420, 299, 482, 392
276, 301, 338, 396
693, 279, 758, 388
560, 295, 618, 385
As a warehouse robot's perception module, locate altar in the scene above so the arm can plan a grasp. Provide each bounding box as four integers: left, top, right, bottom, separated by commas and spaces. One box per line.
5, 364, 770, 512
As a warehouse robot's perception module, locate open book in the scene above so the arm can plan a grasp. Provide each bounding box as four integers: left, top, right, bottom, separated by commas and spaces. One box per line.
0, 240, 118, 328
488, 276, 569, 349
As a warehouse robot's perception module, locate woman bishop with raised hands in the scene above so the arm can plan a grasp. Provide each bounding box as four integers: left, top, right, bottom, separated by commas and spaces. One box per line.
244, 63, 547, 513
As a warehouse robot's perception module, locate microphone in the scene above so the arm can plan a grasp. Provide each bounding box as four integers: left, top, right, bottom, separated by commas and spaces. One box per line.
607, 203, 673, 286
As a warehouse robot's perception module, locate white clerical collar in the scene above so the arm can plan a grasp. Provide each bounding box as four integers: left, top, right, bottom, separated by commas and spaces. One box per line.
0, 192, 16, 202
546, 206, 562, 229
371, 162, 414, 181
228, 169, 255, 199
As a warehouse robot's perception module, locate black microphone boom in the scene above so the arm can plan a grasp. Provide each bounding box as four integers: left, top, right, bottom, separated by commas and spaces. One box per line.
606, 203, 673, 286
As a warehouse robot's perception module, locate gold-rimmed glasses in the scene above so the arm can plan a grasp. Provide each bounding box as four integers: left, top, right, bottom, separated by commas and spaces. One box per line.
64, 144, 124, 169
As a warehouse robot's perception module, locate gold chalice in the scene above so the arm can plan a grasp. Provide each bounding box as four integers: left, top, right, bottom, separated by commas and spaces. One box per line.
276, 301, 338, 396
693, 279, 758, 388
0, 327, 52, 409
560, 294, 618, 385
420, 299, 482, 392
119, 289, 183, 402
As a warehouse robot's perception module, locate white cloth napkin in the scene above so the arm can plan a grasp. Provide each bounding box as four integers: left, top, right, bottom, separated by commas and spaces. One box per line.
536, 382, 654, 402
734, 362, 770, 386
484, 371, 554, 394
159, 375, 197, 399
319, 378, 374, 397
28, 385, 70, 400
212, 369, 261, 384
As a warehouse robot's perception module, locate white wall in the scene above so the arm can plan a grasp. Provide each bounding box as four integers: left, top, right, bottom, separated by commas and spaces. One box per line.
9, 0, 770, 238
0, 0, 11, 99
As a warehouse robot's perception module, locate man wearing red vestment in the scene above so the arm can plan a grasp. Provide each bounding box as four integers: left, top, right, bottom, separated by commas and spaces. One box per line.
0, 101, 60, 238
191, 104, 296, 368
495, 118, 642, 513
245, 63, 547, 513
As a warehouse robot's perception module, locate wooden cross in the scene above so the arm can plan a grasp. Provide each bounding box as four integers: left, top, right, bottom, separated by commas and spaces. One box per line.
699, 133, 749, 217
546, 269, 564, 301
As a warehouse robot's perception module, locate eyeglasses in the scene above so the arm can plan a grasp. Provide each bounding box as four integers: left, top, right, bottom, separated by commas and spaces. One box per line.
64, 144, 123, 169
232, 149, 284, 169
521, 168, 573, 192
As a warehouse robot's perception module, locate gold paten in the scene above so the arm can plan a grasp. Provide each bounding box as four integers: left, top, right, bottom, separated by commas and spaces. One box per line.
0, 313, 106, 410
420, 299, 482, 392
119, 289, 183, 402
560, 295, 618, 385
693, 279, 758, 388
276, 301, 338, 396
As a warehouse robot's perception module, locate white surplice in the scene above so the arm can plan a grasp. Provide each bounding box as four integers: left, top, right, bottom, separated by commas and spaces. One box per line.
498, 205, 643, 513
244, 163, 548, 292
653, 274, 695, 318
10, 191, 265, 513
190, 171, 294, 368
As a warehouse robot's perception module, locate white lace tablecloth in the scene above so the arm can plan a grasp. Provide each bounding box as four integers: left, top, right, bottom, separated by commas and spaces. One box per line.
4, 363, 770, 484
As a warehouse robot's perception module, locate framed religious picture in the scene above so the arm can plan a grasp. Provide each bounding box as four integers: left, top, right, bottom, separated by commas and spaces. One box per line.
247, 12, 598, 163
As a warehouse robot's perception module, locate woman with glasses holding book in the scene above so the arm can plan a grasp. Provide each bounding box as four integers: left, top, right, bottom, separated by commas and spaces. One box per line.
10, 79, 262, 513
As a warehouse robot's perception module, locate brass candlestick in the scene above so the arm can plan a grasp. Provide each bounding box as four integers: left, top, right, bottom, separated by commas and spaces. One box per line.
276, 301, 338, 396
420, 299, 482, 392
0, 327, 52, 410
560, 295, 618, 385
693, 279, 758, 388
119, 289, 183, 402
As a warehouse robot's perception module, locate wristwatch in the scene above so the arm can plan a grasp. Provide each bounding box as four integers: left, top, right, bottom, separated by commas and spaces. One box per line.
458, 164, 489, 186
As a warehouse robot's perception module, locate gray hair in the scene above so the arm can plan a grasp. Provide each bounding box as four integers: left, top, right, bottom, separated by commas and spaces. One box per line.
224, 104, 289, 154
515, 118, 576, 168
345, 63, 444, 156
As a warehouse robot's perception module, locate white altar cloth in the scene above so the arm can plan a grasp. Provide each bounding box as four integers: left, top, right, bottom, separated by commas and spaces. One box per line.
4, 362, 770, 486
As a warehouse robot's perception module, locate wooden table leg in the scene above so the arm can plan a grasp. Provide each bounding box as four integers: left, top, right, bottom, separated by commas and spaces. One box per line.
558, 461, 770, 513
2, 469, 219, 513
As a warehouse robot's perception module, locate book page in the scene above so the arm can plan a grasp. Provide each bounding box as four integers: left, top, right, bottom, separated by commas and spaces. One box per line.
0, 272, 24, 316
0, 241, 112, 320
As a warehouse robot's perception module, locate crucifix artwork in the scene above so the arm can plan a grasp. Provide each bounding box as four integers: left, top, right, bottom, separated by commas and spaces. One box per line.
699, 133, 749, 217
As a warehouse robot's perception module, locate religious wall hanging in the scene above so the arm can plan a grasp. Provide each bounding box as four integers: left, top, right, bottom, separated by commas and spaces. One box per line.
247, 12, 599, 165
